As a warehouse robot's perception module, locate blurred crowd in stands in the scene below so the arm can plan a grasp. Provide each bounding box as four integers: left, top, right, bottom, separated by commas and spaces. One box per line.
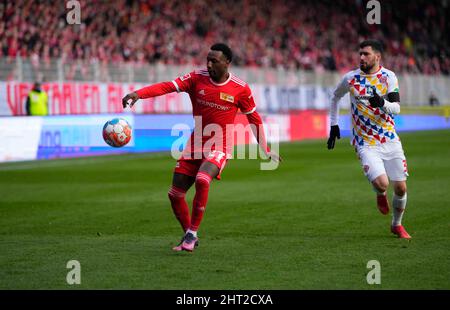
1, 0, 449, 75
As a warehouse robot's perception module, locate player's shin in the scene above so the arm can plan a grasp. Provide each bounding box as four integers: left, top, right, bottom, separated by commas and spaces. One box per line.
168, 186, 191, 232
392, 193, 407, 226
190, 172, 212, 232
372, 176, 390, 215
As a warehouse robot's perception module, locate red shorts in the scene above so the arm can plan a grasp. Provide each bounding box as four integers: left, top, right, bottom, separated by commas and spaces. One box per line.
174, 150, 229, 180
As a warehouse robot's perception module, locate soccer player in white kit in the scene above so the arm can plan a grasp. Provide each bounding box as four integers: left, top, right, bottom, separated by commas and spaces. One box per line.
327, 40, 411, 239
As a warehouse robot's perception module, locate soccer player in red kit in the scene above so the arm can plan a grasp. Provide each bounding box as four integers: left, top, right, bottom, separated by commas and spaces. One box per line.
122, 43, 281, 252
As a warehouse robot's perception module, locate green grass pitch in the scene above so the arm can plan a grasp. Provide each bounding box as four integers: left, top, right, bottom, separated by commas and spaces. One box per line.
0, 130, 449, 289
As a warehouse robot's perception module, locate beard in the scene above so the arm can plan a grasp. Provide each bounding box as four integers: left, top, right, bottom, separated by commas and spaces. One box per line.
360, 62, 375, 73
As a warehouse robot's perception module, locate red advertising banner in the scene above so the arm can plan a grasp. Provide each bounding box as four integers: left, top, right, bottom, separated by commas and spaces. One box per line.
289, 110, 328, 141
0, 82, 190, 116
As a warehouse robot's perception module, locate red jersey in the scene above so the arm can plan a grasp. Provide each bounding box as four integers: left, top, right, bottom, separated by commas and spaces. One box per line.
136, 69, 267, 159
173, 70, 255, 157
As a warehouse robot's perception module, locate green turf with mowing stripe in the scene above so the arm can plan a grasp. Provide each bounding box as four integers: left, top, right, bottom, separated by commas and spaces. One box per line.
0, 130, 449, 289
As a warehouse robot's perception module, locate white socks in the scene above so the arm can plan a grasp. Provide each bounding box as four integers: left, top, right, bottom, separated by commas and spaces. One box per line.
392, 193, 407, 226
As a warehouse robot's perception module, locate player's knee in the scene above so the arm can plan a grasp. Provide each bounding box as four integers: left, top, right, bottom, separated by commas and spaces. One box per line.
195, 177, 210, 188
168, 186, 186, 201
168, 191, 176, 202
373, 178, 389, 193
394, 183, 407, 196
195, 172, 212, 188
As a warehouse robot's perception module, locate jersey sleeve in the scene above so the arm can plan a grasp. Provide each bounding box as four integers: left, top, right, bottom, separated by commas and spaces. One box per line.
383, 71, 401, 114
332, 74, 350, 103
238, 84, 257, 114
387, 72, 400, 94
135, 81, 177, 98
329, 74, 350, 126
172, 71, 197, 93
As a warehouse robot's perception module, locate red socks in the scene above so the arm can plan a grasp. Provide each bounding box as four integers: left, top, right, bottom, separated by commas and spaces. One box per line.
168, 186, 190, 232
190, 172, 212, 231
168, 172, 213, 233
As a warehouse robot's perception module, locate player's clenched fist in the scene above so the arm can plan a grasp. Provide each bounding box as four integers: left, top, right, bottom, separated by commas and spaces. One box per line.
122, 92, 139, 108
368, 86, 385, 108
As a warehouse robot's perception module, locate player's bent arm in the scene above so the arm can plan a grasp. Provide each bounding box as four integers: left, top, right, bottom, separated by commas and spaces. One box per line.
330, 97, 340, 126
382, 92, 401, 114
245, 110, 281, 162
245, 110, 269, 153
239, 84, 281, 162
330, 76, 350, 125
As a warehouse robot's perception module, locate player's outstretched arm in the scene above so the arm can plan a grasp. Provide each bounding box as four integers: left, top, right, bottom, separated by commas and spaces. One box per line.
122, 81, 178, 108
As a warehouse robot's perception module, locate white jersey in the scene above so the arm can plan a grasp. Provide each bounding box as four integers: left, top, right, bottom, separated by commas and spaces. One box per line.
330, 66, 400, 146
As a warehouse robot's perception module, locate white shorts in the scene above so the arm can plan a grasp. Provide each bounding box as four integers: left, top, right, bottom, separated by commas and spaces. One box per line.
356, 141, 409, 182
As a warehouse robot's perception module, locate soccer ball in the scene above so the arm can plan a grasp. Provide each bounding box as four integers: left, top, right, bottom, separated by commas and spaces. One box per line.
102, 118, 132, 147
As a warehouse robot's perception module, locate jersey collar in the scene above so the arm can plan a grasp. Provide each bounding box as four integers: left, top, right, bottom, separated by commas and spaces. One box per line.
209, 73, 232, 86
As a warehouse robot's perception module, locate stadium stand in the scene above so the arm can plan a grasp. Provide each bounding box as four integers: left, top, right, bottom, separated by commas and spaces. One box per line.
1, 0, 449, 75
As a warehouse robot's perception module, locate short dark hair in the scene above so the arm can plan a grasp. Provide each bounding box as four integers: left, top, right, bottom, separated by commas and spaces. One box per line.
359, 39, 383, 54
210, 43, 233, 62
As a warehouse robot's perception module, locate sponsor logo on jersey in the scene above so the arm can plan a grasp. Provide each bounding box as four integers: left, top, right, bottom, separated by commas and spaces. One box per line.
197, 99, 230, 111
180, 73, 191, 81
198, 89, 205, 96
220, 92, 234, 103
